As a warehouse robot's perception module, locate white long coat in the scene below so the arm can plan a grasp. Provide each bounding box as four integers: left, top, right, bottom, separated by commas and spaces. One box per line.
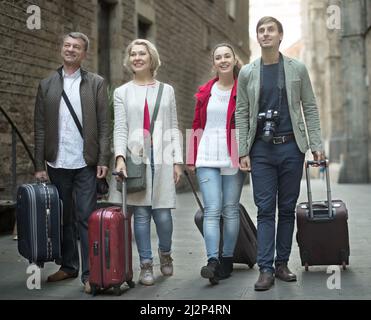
113, 81, 183, 209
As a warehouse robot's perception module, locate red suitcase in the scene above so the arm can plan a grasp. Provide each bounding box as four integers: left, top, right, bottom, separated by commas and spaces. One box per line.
296, 160, 350, 271
88, 179, 135, 296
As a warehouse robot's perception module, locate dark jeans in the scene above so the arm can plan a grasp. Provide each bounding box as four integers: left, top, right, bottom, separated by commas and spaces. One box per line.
250, 139, 304, 273
47, 165, 96, 283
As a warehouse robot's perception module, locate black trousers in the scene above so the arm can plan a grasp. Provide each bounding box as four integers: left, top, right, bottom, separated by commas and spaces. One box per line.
47, 165, 96, 283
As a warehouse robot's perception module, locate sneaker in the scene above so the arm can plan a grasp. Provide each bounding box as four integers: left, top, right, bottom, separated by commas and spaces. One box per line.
139, 262, 154, 286
158, 249, 173, 276
84, 281, 92, 294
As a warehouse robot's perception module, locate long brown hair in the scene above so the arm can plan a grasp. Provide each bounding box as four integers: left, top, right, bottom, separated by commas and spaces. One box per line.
212, 43, 241, 78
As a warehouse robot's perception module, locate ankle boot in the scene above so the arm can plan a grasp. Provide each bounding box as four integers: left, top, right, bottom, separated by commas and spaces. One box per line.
200, 258, 220, 285
158, 249, 174, 276
200, 258, 220, 279
219, 256, 233, 279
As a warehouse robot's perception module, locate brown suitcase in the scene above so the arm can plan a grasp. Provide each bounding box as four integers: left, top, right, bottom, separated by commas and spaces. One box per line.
184, 170, 257, 268
296, 160, 350, 271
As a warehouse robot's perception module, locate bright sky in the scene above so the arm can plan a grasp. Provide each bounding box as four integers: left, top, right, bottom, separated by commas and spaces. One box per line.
249, 0, 302, 58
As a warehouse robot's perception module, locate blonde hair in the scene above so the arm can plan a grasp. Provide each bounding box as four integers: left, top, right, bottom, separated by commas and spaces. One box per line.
123, 39, 161, 77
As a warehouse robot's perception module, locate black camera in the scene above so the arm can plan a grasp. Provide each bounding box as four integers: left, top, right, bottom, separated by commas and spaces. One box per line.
257, 109, 280, 143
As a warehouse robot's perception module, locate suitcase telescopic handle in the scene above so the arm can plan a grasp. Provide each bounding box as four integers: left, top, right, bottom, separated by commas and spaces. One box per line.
305, 159, 333, 219
112, 171, 128, 219
183, 170, 204, 213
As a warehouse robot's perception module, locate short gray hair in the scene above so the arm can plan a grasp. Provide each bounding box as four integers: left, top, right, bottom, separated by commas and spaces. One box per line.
63, 32, 90, 51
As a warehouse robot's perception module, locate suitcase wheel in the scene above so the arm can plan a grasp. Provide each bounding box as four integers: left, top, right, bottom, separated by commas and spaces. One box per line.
209, 277, 219, 285
304, 263, 309, 271
248, 263, 254, 269
342, 261, 346, 270
127, 280, 135, 288
113, 286, 121, 296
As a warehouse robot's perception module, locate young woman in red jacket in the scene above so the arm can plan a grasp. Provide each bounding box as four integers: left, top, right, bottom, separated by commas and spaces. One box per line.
187, 43, 246, 284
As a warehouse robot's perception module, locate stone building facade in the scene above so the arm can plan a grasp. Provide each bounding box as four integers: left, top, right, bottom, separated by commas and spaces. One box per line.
302, 0, 371, 183
0, 0, 250, 198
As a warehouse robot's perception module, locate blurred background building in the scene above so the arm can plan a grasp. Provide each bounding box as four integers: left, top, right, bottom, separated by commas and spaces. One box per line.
302, 0, 371, 183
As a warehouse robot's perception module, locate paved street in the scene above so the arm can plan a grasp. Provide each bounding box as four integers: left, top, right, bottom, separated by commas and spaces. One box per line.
0, 179, 370, 300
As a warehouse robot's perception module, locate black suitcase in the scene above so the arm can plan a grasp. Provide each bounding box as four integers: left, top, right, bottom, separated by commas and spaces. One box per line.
296, 160, 350, 271
16, 183, 63, 267
184, 170, 257, 268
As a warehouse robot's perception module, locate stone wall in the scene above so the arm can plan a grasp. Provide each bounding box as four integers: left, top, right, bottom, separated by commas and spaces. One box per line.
0, 0, 250, 197
0, 0, 100, 198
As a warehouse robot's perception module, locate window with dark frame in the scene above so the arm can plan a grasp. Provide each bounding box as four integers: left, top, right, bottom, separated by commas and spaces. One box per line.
137, 15, 152, 39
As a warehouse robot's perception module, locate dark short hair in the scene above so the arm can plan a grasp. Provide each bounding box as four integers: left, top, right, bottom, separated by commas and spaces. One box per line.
63, 32, 89, 51
256, 16, 283, 34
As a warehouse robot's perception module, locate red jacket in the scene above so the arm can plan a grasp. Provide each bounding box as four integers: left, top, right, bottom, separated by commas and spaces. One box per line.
187, 77, 239, 167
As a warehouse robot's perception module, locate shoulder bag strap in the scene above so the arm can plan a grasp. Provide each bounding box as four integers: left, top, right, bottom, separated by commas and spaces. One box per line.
61, 90, 83, 138
150, 82, 164, 135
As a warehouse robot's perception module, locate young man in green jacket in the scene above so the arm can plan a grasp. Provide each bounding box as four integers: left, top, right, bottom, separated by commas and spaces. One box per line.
236, 17, 324, 291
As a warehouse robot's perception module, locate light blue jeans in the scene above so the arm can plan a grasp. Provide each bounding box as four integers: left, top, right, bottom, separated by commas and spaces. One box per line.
133, 206, 173, 264
196, 167, 246, 260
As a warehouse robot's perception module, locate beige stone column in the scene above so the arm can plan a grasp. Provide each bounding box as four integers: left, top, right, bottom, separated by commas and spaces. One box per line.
338, 0, 369, 183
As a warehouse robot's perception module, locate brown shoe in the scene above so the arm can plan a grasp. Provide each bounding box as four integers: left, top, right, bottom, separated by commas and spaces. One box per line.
254, 271, 275, 291
47, 270, 78, 282
275, 263, 297, 282
84, 281, 92, 294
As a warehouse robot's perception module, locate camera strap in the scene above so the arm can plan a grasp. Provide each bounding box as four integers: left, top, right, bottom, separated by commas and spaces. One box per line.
259, 53, 285, 114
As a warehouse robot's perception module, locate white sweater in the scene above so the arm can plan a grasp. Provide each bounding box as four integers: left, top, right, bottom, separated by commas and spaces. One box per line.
196, 84, 232, 169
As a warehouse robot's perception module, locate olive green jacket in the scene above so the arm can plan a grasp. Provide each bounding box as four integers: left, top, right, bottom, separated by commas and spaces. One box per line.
34, 66, 111, 171
235, 54, 323, 157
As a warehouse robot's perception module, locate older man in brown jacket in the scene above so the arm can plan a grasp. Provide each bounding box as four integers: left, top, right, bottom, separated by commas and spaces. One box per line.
34, 32, 110, 294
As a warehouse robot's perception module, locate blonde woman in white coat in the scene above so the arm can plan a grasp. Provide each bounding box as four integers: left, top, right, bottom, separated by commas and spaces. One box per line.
114, 39, 183, 286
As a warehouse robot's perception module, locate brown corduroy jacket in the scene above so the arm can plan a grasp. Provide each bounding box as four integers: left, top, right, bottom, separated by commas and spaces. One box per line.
34, 66, 111, 172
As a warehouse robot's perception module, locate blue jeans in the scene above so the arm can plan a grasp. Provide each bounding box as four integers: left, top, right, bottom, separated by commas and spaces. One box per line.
250, 139, 305, 273
133, 206, 173, 263
196, 167, 246, 260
